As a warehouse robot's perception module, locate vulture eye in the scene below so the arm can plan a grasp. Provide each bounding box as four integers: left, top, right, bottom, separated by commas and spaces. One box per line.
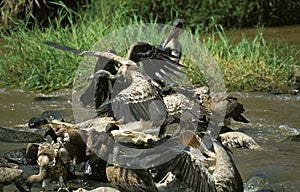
114, 63, 122, 70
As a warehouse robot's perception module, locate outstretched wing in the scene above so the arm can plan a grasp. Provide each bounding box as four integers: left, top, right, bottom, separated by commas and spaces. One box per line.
98, 76, 167, 127
45, 41, 119, 108
80, 50, 119, 108
106, 165, 159, 192
45, 41, 106, 56
165, 149, 217, 192
126, 42, 186, 85
142, 135, 217, 192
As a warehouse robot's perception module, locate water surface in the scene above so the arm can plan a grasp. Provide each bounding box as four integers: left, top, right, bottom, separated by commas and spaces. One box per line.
0, 89, 299, 191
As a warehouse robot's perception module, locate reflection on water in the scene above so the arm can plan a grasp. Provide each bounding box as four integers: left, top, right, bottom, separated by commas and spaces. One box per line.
0, 89, 299, 191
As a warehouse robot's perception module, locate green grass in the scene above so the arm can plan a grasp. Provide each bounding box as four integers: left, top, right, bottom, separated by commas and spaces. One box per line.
200, 26, 298, 91
0, 1, 139, 91
0, 1, 298, 92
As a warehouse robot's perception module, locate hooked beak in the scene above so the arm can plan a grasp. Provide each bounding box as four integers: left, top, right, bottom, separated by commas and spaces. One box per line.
162, 19, 183, 48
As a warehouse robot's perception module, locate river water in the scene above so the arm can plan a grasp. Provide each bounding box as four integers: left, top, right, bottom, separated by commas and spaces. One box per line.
0, 89, 299, 191
226, 25, 300, 50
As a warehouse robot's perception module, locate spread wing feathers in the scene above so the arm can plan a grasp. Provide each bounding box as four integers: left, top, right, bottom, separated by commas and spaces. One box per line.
224, 97, 249, 123
106, 166, 159, 192
83, 128, 115, 159
80, 51, 119, 108
45, 41, 88, 55
140, 58, 184, 84
45, 41, 185, 105
152, 147, 217, 192
102, 79, 167, 125
45, 41, 136, 65
162, 89, 210, 134
45, 41, 182, 76
212, 141, 244, 192
126, 42, 186, 84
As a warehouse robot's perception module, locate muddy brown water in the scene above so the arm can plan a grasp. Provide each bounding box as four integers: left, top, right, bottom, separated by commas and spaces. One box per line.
0, 89, 299, 191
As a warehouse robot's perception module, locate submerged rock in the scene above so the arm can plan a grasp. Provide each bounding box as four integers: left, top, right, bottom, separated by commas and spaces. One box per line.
282, 133, 300, 142
4, 148, 28, 165
0, 126, 44, 143
28, 116, 48, 128
28, 110, 66, 128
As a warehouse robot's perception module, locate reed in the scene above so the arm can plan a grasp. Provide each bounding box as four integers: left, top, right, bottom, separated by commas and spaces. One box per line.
197, 26, 298, 91
0, 1, 298, 92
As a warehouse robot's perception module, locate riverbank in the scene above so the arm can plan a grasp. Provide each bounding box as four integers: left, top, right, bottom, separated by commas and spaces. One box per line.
0, 3, 299, 92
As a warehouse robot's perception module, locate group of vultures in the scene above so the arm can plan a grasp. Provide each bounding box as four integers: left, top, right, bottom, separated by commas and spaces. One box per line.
2, 20, 261, 192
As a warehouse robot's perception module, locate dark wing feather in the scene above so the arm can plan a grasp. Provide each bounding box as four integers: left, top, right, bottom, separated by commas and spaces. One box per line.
126, 42, 186, 85
110, 92, 156, 123
139, 54, 186, 84
97, 73, 167, 125
96, 93, 154, 123
80, 52, 119, 108
45, 41, 119, 108
45, 41, 107, 57
152, 147, 217, 192
106, 166, 158, 192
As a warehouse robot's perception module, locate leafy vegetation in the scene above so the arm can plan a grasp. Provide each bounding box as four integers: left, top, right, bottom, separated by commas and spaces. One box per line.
0, 0, 298, 92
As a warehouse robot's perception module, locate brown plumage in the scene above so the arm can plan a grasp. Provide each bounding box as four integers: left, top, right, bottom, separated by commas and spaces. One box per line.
106, 166, 159, 192
80, 50, 119, 108
212, 141, 244, 192
159, 132, 243, 192
44, 124, 87, 165
210, 93, 249, 127
224, 96, 249, 125
45, 39, 185, 112
162, 86, 250, 135
108, 129, 243, 192
83, 124, 117, 182
162, 89, 258, 150
160, 86, 211, 136
0, 157, 24, 192
91, 64, 170, 140
162, 86, 210, 116
82, 123, 160, 191
26, 142, 72, 191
